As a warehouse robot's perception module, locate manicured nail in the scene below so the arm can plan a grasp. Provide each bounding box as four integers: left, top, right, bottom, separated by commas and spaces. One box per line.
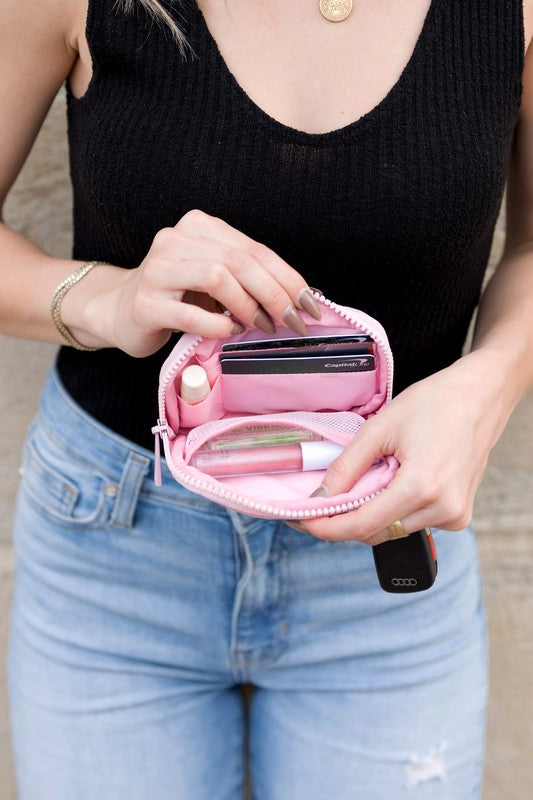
286, 521, 308, 532
253, 307, 276, 334
282, 304, 308, 336
231, 322, 245, 334
298, 288, 322, 320
310, 484, 329, 498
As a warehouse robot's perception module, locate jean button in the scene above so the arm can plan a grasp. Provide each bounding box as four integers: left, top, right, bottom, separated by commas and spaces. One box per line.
104, 483, 118, 498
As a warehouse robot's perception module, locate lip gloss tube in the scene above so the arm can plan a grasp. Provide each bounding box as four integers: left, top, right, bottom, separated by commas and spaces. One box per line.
201, 425, 323, 450
189, 440, 343, 478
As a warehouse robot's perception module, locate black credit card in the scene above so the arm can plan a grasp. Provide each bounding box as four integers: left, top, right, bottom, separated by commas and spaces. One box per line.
220, 333, 374, 355
220, 354, 376, 375
221, 341, 374, 361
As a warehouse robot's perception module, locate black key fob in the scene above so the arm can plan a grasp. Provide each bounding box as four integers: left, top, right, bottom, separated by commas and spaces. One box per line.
372, 529, 438, 593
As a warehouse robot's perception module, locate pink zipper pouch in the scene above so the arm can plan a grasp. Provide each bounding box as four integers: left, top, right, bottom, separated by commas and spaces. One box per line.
152, 294, 399, 521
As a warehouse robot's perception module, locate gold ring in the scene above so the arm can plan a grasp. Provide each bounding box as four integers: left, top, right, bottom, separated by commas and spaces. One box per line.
387, 520, 409, 539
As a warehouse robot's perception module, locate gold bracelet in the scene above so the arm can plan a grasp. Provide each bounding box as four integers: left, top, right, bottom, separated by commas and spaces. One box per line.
50, 261, 108, 351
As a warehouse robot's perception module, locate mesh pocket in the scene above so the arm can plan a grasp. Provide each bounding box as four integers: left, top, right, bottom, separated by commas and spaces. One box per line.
183, 410, 365, 462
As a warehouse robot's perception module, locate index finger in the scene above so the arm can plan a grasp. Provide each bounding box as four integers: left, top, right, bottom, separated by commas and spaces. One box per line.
180, 209, 321, 317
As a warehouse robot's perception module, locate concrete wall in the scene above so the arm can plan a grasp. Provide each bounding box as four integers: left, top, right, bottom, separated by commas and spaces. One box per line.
1, 91, 532, 799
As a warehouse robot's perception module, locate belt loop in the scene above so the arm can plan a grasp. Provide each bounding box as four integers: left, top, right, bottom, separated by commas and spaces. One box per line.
110, 451, 151, 529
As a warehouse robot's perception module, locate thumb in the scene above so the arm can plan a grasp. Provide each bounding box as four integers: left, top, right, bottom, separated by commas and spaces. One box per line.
309, 420, 390, 499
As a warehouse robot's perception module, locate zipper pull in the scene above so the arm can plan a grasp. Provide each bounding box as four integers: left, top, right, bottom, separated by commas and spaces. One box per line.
151, 420, 167, 486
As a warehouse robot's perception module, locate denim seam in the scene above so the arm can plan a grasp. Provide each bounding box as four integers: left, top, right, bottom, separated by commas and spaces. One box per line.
110, 453, 150, 530
279, 524, 290, 647
24, 443, 79, 515
272, 531, 285, 660
21, 438, 111, 528
230, 533, 250, 683
20, 479, 109, 530
233, 529, 288, 675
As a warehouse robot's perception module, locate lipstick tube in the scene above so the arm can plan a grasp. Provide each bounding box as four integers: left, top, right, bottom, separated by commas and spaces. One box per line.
189, 440, 343, 478
179, 365, 210, 404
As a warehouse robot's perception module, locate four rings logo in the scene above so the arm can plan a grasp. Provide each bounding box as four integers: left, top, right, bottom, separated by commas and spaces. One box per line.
391, 577, 418, 587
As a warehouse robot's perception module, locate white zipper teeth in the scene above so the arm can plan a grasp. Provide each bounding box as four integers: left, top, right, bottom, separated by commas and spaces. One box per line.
158, 335, 203, 410
165, 462, 381, 517
157, 294, 393, 515
316, 293, 394, 403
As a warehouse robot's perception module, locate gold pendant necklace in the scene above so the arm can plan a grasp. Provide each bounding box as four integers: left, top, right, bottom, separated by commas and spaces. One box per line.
319, 0, 353, 22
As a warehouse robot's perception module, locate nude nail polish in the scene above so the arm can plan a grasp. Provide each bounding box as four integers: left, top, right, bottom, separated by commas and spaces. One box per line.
298, 288, 322, 320
286, 521, 308, 532
282, 304, 308, 336
310, 484, 329, 498
253, 308, 276, 334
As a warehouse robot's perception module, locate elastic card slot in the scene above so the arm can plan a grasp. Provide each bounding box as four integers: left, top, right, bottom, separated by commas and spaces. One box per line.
220, 369, 377, 415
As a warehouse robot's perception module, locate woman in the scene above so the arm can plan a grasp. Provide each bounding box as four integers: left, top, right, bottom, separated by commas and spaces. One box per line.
2, 0, 532, 797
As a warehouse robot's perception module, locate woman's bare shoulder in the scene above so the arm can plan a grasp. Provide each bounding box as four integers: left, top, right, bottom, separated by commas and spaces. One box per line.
0, 0, 87, 207
0, 0, 87, 56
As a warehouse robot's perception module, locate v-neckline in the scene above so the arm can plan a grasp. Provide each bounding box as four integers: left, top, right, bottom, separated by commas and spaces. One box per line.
192, 0, 438, 144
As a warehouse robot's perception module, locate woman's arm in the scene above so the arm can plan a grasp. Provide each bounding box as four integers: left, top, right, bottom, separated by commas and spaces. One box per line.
0, 0, 92, 344
472, 28, 533, 402
0, 0, 319, 354
301, 28, 533, 545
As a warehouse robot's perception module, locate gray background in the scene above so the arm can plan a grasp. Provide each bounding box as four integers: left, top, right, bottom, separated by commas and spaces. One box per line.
1, 91, 532, 798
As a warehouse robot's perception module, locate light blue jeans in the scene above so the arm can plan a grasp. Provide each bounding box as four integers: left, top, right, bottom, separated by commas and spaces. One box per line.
7, 368, 488, 799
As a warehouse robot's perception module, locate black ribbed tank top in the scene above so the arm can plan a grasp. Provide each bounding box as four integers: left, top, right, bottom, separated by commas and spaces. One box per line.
58, 0, 524, 451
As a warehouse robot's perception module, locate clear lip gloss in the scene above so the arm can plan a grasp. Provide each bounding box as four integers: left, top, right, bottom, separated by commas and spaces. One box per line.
201, 425, 323, 450
189, 440, 343, 478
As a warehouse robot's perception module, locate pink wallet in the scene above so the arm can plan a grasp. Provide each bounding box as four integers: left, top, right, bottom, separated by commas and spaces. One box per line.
152, 292, 438, 592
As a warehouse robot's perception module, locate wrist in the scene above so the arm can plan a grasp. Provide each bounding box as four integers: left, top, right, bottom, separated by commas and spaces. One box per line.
467, 331, 529, 409
450, 347, 523, 436
60, 262, 129, 349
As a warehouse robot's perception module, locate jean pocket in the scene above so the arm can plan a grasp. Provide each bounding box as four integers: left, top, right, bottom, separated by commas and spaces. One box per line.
19, 425, 111, 529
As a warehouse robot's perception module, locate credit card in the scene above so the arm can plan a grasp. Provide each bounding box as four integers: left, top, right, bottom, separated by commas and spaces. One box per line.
220, 354, 376, 375
221, 333, 374, 354
221, 341, 374, 361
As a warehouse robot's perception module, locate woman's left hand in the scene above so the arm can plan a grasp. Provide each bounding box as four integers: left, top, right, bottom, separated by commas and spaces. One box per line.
297, 351, 513, 545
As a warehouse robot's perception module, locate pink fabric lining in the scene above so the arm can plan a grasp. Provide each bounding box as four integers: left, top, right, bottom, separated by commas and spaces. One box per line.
157, 297, 398, 516
220, 370, 377, 415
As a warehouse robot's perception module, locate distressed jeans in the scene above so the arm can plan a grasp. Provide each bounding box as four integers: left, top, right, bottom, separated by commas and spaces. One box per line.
7, 368, 488, 799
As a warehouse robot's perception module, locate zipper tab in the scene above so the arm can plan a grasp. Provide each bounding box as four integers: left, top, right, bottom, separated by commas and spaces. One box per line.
151, 420, 167, 486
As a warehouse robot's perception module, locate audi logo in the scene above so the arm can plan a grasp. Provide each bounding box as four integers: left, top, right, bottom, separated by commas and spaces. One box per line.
391, 577, 418, 587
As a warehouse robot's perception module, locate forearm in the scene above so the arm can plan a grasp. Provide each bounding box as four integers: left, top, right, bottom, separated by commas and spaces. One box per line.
468, 245, 533, 408
0, 220, 125, 348
306, 244, 533, 543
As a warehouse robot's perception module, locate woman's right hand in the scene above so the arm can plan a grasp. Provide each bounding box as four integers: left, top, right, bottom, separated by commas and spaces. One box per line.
67, 209, 322, 358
